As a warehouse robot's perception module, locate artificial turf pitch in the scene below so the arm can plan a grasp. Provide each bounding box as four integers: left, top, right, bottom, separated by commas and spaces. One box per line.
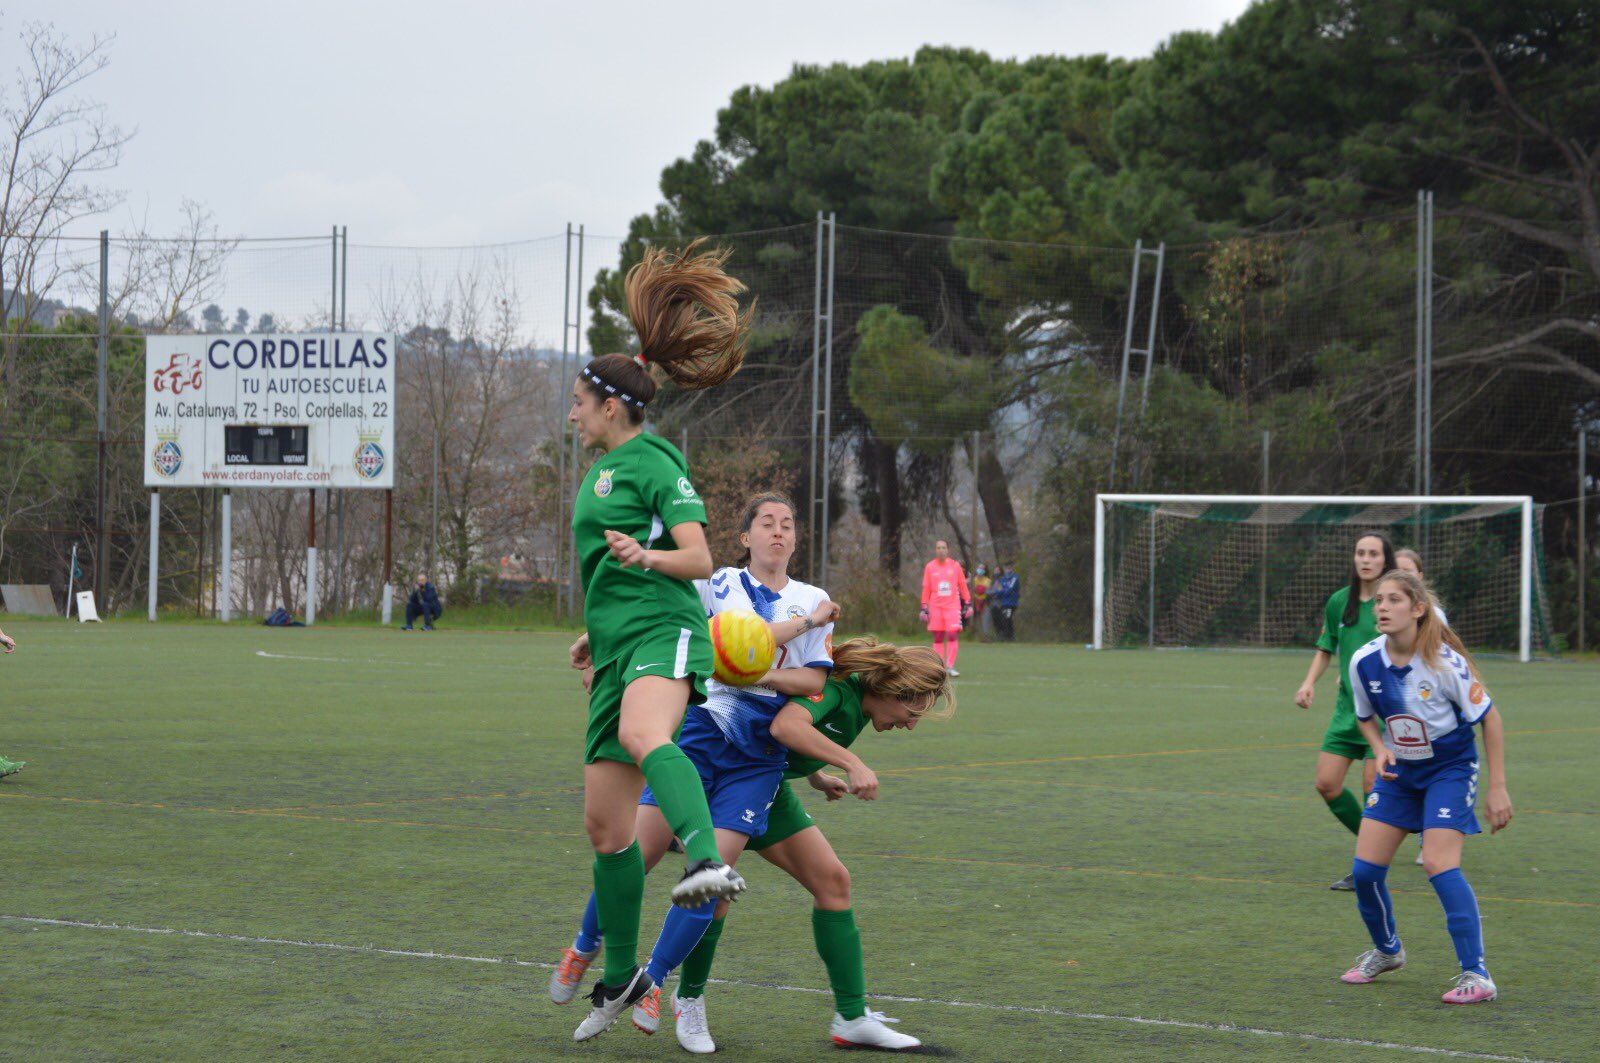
0, 621, 1593, 1061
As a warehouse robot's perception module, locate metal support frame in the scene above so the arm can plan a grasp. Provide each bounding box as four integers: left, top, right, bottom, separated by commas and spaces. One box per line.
1109, 241, 1166, 489
1094, 494, 1538, 661
820, 213, 836, 589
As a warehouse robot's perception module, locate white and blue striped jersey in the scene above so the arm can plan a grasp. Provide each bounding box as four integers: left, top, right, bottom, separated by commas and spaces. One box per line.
686, 567, 834, 763
1349, 637, 1493, 775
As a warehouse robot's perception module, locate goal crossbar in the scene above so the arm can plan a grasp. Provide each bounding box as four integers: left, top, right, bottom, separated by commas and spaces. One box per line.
1092, 494, 1536, 661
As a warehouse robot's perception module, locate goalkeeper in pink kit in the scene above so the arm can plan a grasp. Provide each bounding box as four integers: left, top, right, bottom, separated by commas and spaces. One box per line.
920, 540, 972, 676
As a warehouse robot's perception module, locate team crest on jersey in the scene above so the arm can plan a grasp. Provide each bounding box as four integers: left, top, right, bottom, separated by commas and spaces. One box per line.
1417, 680, 1433, 701
786, 604, 807, 620
594, 468, 616, 497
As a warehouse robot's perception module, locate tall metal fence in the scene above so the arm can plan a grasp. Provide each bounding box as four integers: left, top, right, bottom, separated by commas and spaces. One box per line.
2, 208, 1594, 649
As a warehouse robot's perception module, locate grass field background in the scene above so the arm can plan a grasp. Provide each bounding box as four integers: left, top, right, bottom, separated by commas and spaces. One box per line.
0, 620, 1594, 1061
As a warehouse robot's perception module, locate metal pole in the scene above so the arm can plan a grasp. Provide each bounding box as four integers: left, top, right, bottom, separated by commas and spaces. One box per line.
1137, 243, 1166, 420
1423, 192, 1434, 498
340, 226, 348, 330
1415, 191, 1425, 497
809, 211, 824, 579
96, 230, 109, 611
1147, 513, 1156, 648
1579, 427, 1587, 654
306, 489, 318, 625
148, 490, 160, 622
569, 224, 585, 613
1092, 497, 1106, 650
1110, 239, 1143, 488
331, 225, 339, 330
220, 489, 232, 622
1519, 498, 1532, 662
970, 429, 981, 572
66, 543, 77, 619
430, 434, 439, 578
335, 490, 346, 614
382, 488, 394, 625
556, 223, 571, 618
820, 213, 836, 588
1260, 430, 1270, 645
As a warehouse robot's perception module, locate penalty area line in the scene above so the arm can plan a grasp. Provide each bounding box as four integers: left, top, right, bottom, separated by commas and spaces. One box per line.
0, 915, 1555, 1063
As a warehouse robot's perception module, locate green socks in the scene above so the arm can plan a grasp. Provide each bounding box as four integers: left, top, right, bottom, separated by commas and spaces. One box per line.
677, 914, 726, 998
1327, 787, 1365, 835
640, 744, 720, 865
812, 907, 867, 1021
593, 841, 645, 984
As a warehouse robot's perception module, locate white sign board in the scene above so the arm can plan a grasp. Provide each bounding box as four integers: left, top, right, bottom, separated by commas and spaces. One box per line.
144, 333, 395, 488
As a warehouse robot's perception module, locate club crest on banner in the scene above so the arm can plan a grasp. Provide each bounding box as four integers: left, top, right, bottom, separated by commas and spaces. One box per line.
152, 429, 183, 478
354, 433, 385, 480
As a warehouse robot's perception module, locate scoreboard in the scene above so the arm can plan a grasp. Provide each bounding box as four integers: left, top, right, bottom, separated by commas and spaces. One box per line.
144, 333, 395, 489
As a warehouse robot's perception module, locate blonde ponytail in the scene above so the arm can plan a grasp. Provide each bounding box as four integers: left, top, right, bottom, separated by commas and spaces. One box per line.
830, 636, 955, 721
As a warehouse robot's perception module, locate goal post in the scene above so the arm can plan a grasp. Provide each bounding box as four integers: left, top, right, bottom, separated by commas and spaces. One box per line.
1093, 494, 1545, 662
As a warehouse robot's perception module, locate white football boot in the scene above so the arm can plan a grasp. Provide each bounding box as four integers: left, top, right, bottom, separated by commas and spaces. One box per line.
830, 1010, 922, 1050
673, 991, 716, 1054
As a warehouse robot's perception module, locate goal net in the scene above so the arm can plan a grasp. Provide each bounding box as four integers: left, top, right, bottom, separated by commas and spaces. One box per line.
1093, 495, 1551, 661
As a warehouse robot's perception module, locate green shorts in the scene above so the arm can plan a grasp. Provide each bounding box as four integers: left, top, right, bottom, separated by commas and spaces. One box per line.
584, 626, 712, 765
1320, 701, 1374, 761
745, 779, 818, 852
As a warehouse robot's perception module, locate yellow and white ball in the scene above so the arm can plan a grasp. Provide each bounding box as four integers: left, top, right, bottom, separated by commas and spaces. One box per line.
709, 609, 776, 686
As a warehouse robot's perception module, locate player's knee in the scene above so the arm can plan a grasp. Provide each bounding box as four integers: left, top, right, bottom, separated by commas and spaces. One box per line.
616, 724, 667, 764
1422, 856, 1459, 878
809, 860, 851, 907
584, 812, 631, 853
1313, 777, 1343, 801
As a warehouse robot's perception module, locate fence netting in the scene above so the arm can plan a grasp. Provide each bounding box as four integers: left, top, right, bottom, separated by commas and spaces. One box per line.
1, 215, 1592, 650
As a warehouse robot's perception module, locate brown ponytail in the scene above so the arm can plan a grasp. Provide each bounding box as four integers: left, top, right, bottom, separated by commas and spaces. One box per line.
579, 239, 753, 423
830, 636, 956, 721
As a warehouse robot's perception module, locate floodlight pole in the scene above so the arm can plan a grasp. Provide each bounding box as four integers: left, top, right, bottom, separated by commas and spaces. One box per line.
96, 230, 109, 612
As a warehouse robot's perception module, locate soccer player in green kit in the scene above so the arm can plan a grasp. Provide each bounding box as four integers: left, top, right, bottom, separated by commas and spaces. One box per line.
1294, 531, 1396, 890
563, 240, 755, 1040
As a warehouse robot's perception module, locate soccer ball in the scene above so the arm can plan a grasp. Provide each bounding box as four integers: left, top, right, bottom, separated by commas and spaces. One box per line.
710, 608, 776, 686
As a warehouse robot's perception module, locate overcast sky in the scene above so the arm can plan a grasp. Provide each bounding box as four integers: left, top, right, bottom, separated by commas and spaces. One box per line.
18, 0, 1253, 248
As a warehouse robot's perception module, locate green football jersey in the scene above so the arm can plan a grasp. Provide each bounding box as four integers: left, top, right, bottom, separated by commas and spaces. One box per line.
1315, 586, 1378, 715
782, 674, 868, 780
573, 432, 708, 666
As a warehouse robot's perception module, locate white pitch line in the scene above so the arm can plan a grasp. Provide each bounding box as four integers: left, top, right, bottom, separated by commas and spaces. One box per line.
1, 915, 1555, 1063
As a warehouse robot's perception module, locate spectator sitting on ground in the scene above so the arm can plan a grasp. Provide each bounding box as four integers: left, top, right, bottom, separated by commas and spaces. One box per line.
404, 574, 443, 631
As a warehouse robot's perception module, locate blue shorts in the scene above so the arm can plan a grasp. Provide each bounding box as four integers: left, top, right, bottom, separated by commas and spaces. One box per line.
1362, 759, 1481, 836
640, 733, 784, 838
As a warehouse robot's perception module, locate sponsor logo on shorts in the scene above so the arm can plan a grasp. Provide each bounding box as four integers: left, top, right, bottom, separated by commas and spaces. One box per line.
741, 809, 755, 824
823, 722, 842, 734
1438, 807, 1452, 819
1366, 792, 1380, 808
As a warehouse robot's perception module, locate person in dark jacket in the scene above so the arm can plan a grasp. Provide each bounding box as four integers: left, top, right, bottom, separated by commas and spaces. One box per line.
990, 563, 1020, 641
404, 574, 442, 630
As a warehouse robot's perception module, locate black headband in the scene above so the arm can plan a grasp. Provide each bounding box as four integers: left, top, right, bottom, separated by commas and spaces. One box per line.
581, 365, 647, 410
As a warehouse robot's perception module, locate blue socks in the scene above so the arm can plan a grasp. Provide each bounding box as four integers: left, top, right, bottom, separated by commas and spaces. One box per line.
1429, 868, 1488, 976
574, 892, 601, 954
1351, 858, 1400, 954
645, 899, 718, 986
